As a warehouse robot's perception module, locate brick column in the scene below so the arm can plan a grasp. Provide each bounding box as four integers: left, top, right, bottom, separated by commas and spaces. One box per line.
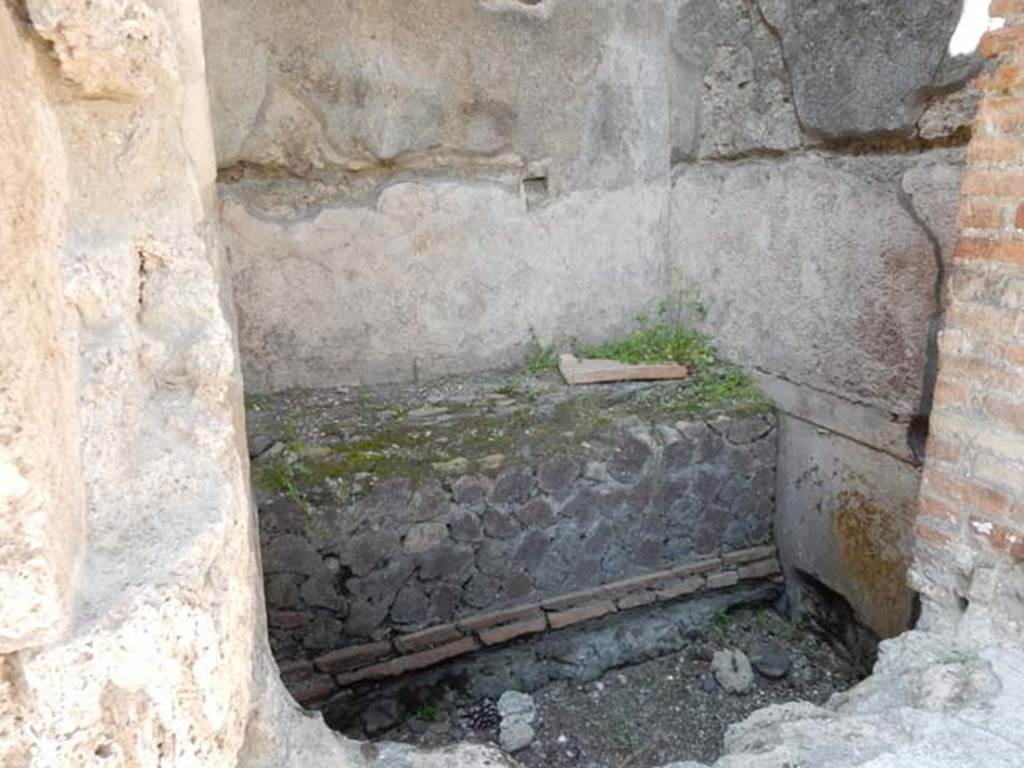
913, 0, 1024, 641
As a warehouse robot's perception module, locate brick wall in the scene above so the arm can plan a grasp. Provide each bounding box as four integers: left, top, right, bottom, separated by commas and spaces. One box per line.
913, 0, 1024, 640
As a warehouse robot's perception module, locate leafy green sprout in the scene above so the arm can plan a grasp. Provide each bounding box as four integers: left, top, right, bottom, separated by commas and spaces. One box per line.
257, 412, 311, 504
713, 606, 731, 641
570, 291, 768, 416
411, 704, 438, 723
245, 393, 272, 412
524, 329, 559, 374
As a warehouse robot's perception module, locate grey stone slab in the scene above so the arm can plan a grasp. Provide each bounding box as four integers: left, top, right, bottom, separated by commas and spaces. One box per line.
762, 0, 964, 138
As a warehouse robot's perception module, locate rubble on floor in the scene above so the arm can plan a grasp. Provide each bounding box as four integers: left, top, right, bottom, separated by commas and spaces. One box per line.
370, 607, 864, 767
665, 630, 1024, 768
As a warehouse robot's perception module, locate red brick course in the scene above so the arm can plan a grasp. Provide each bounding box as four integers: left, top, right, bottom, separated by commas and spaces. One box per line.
334, 637, 480, 687
291, 548, 781, 694
547, 599, 617, 630
394, 623, 463, 654
314, 640, 394, 674
479, 614, 548, 646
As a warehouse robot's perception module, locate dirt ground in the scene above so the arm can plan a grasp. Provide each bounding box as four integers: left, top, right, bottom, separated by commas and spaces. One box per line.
379, 606, 866, 767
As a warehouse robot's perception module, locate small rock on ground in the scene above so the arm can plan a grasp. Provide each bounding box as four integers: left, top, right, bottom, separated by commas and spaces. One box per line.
749, 640, 790, 680
498, 691, 537, 753
498, 691, 536, 720
500, 719, 536, 753
711, 649, 754, 695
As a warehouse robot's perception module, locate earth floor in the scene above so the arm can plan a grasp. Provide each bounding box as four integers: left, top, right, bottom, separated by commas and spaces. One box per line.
368, 606, 866, 767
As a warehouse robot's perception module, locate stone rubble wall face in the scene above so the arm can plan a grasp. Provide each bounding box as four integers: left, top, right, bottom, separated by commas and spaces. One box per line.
913, 1, 1024, 645
258, 412, 777, 689
287, 548, 781, 709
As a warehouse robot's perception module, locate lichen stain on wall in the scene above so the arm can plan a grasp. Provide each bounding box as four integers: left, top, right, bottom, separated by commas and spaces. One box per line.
834, 487, 915, 638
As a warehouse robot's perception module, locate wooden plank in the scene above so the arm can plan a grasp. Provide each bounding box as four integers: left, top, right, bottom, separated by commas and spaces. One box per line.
558, 353, 689, 385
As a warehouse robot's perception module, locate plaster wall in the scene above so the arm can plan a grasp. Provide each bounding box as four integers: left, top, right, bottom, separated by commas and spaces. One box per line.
205, 0, 671, 389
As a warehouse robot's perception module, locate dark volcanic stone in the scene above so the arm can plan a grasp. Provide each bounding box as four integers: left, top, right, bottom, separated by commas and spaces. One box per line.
769, 0, 964, 138
452, 476, 490, 509
364, 697, 402, 735
750, 640, 791, 679
516, 498, 555, 528
537, 457, 579, 498
609, 434, 653, 483
391, 586, 430, 625
449, 508, 483, 542
483, 507, 521, 540
490, 467, 535, 505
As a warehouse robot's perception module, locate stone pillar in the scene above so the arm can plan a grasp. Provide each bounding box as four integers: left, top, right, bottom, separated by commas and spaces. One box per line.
0, 1, 361, 764
913, 0, 1024, 644
0, 0, 81, 659
0, 3, 513, 766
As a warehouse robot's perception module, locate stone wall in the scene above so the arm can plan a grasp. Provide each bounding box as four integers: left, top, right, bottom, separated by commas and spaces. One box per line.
247, 375, 779, 697
913, 2, 1024, 646
203, 0, 670, 390
668, 0, 975, 638
201, 0, 978, 638
0, 0, 80, 656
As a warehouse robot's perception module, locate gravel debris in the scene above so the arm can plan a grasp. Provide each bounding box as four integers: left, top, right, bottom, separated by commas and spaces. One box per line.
381, 607, 866, 766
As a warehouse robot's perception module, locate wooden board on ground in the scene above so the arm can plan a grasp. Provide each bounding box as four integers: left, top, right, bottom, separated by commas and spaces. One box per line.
558, 353, 689, 385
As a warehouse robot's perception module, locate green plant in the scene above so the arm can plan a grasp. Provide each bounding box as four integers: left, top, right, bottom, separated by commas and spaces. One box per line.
774, 616, 803, 642
574, 291, 770, 416
245, 393, 272, 412
575, 290, 715, 369
713, 606, 731, 640
524, 329, 559, 374
256, 413, 311, 504
412, 704, 438, 723
753, 608, 773, 634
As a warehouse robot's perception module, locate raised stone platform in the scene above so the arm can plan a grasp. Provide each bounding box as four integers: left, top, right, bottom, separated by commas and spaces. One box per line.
246, 371, 778, 704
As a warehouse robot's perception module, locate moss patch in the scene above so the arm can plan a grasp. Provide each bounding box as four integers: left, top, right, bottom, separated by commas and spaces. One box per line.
573, 299, 770, 419
249, 298, 771, 504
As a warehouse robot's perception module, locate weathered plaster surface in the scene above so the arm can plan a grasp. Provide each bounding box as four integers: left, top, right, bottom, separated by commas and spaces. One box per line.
222, 181, 668, 389
672, 153, 947, 415
670, 150, 961, 635
775, 416, 921, 638
202, 0, 669, 192
206, 0, 672, 390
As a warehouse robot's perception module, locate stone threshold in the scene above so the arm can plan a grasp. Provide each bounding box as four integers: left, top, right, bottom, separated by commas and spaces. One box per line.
283, 545, 780, 705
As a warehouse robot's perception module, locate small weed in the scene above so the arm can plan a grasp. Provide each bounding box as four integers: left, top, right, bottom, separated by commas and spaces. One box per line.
255, 412, 311, 505
412, 705, 438, 723
713, 607, 731, 641
753, 609, 770, 634
524, 329, 559, 375
245, 393, 272, 412
774, 617, 804, 642
575, 291, 769, 416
